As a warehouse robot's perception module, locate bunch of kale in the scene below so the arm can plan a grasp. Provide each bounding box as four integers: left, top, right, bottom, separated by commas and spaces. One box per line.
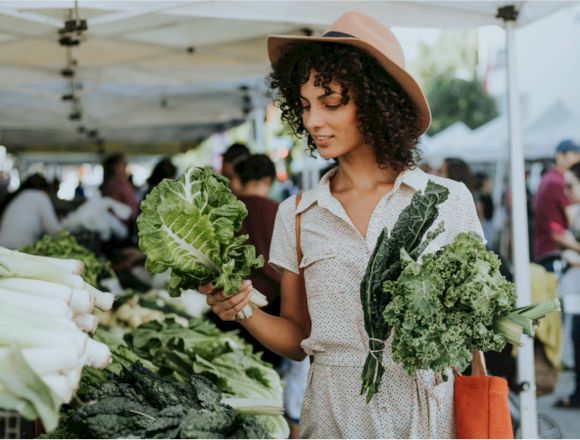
41, 363, 267, 439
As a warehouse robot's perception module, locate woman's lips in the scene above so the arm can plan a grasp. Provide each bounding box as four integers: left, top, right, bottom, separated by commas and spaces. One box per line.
314, 135, 334, 147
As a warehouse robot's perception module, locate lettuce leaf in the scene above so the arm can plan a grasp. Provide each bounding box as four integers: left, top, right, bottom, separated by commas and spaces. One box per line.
138, 167, 263, 297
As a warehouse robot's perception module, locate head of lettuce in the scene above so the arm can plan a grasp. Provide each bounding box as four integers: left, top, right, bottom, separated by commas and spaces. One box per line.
137, 166, 267, 319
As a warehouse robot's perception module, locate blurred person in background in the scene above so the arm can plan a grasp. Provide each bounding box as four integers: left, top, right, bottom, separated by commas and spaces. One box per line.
549, 161, 580, 408
141, 156, 177, 201
114, 157, 178, 273
475, 172, 495, 244
0, 173, 60, 249
220, 142, 249, 196
437, 157, 475, 192
533, 139, 580, 271
100, 153, 139, 221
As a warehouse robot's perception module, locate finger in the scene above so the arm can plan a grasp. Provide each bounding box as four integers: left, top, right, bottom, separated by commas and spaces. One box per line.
206, 290, 225, 306
211, 287, 251, 314
197, 283, 215, 294
224, 297, 251, 321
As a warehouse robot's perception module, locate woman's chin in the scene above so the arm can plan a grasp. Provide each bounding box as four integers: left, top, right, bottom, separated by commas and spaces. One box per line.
317, 149, 339, 160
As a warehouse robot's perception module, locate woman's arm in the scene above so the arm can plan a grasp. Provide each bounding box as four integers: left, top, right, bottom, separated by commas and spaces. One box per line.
202, 269, 311, 361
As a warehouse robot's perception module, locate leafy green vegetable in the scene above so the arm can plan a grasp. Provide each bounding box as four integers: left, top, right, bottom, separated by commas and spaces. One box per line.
137, 167, 266, 317
123, 318, 287, 438
383, 232, 559, 378
360, 180, 449, 402
42, 363, 268, 439
21, 230, 113, 287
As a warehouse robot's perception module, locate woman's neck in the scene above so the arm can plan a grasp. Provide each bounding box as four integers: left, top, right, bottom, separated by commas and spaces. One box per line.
331, 147, 400, 193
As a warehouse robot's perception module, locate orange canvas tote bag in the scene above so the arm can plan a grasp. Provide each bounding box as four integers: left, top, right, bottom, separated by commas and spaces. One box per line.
454, 352, 513, 439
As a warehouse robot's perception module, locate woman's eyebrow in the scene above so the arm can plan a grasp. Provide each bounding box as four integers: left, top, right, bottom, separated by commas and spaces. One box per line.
299, 91, 341, 100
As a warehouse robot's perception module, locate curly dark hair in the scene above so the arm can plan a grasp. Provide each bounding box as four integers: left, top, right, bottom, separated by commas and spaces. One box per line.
268, 42, 422, 171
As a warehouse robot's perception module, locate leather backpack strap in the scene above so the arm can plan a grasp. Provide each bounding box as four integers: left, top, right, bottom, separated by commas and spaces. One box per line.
295, 193, 303, 268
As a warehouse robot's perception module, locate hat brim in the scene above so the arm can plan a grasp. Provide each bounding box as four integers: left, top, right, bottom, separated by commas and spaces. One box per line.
267, 35, 431, 134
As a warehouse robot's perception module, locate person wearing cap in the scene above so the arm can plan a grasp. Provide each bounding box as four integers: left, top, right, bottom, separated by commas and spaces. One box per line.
533, 139, 580, 271
199, 11, 483, 438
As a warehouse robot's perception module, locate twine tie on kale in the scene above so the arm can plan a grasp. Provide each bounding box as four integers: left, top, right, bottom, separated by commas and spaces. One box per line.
368, 338, 386, 360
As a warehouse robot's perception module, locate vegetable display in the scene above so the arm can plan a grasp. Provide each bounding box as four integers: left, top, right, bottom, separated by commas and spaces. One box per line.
21, 230, 114, 287
41, 362, 268, 439
0, 247, 114, 431
138, 166, 267, 319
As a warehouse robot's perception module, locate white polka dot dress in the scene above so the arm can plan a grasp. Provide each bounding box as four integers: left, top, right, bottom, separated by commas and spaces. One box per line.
269, 167, 484, 439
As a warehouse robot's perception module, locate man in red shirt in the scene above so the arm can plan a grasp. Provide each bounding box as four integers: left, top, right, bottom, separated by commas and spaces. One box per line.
533, 139, 580, 271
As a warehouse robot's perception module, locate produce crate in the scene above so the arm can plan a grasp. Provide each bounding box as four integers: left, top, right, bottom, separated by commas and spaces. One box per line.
0, 410, 35, 439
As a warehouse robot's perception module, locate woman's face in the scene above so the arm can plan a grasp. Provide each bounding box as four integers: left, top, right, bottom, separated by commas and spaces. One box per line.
565, 171, 580, 203
300, 70, 367, 160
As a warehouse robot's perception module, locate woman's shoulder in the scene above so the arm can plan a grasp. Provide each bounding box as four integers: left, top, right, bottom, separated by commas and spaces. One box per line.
423, 173, 472, 202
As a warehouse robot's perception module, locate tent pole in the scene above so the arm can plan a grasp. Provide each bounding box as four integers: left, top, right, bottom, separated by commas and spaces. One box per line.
500, 5, 538, 438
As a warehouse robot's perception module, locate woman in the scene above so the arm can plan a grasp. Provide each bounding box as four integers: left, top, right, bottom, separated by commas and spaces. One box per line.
200, 12, 483, 438
0, 173, 60, 249
100, 153, 139, 220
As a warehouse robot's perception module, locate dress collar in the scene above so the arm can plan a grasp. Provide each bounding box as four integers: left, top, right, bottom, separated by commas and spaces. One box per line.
296, 165, 429, 214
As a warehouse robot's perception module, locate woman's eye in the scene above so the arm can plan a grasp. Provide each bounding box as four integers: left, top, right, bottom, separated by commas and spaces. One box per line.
325, 104, 340, 110
301, 106, 310, 111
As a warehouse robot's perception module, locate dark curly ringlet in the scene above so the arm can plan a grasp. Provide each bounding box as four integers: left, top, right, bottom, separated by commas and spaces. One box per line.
268, 42, 422, 171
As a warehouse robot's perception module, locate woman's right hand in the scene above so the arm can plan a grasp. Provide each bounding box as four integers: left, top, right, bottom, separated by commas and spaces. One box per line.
198, 280, 253, 322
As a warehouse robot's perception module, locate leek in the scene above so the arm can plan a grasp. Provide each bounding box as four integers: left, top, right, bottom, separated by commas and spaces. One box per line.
0, 247, 83, 274
0, 346, 80, 375
0, 288, 71, 319
83, 281, 114, 311
0, 278, 93, 314
73, 314, 98, 333
0, 252, 83, 288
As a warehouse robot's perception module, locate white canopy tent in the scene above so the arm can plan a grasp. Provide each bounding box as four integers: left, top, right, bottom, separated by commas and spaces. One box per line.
0, 1, 577, 436
426, 101, 579, 163
422, 121, 473, 160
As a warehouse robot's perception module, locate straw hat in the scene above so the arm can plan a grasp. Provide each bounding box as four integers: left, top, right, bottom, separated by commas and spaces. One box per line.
267, 11, 431, 134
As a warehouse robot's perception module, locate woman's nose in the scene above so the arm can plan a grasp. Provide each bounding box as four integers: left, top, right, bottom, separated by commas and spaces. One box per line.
303, 108, 324, 132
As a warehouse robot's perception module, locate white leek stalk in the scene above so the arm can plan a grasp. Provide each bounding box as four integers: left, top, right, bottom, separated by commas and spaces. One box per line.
0, 247, 83, 274
0, 346, 80, 375
83, 281, 114, 311
0, 278, 93, 314
73, 314, 98, 333
0, 288, 71, 319
84, 338, 111, 368
40, 374, 74, 403
0, 252, 83, 288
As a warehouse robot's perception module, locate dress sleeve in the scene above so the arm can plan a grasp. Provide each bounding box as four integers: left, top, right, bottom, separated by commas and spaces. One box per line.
454, 183, 486, 243
268, 196, 299, 275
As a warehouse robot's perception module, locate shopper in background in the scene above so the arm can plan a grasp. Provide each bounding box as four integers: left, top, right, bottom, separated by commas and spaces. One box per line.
0, 173, 60, 249
100, 153, 139, 221
141, 156, 177, 201
474, 172, 495, 243
220, 142, 249, 196
533, 139, 580, 271
115, 157, 178, 272
437, 157, 475, 192
550, 161, 580, 408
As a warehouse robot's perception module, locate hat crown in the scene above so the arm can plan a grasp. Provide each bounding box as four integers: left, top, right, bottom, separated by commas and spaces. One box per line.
324, 11, 406, 68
